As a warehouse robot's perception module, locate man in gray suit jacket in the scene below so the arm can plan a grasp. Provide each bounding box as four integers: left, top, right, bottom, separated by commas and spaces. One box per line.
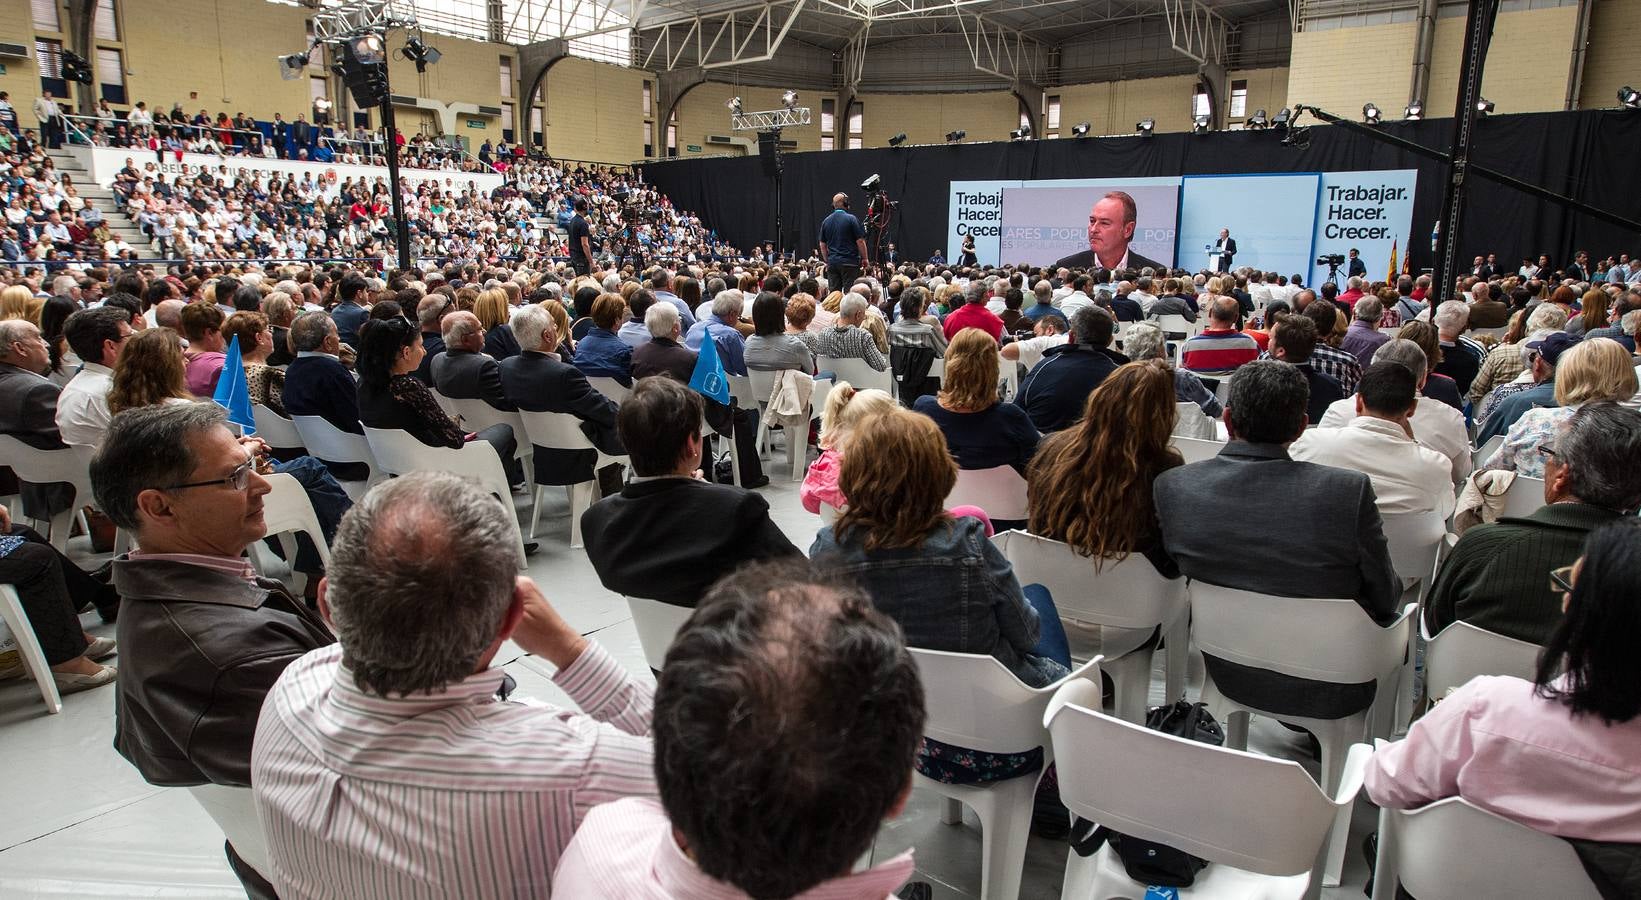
1153, 359, 1400, 721
432, 311, 514, 412
0, 319, 75, 518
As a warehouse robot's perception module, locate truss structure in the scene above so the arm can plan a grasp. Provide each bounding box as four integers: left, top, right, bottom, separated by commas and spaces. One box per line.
313, 0, 422, 42
637, 0, 808, 70
956, 10, 1044, 83
505, 0, 647, 41
1160, 0, 1228, 66
731, 106, 814, 129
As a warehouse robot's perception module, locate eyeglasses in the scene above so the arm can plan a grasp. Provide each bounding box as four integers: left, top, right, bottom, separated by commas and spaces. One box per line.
162, 454, 256, 493
1537, 442, 1558, 461
1549, 564, 1576, 594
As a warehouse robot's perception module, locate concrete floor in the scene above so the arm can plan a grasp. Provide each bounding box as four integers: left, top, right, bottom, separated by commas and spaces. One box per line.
0, 469, 1375, 898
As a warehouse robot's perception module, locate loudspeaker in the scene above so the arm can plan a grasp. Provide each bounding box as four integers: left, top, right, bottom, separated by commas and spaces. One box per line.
757, 131, 782, 177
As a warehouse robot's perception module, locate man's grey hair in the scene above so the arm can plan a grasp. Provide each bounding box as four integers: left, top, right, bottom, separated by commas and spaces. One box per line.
1209, 296, 1240, 325
1622, 308, 1641, 337
1122, 321, 1165, 362
601, 273, 622, 293
0, 319, 38, 363
511, 304, 554, 352
274, 279, 303, 297
1372, 338, 1429, 383
1354, 295, 1383, 322
646, 301, 680, 339
963, 279, 988, 305
712, 289, 743, 321
51, 274, 77, 295
1136, 276, 1153, 292
706, 276, 726, 296
1346, 276, 1363, 291
416, 294, 449, 329
1433, 300, 1470, 334
443, 311, 484, 346
90, 402, 227, 531
1033, 280, 1053, 303
1556, 402, 1641, 513
264, 292, 296, 326
325, 472, 521, 696
1526, 303, 1568, 333
289, 310, 335, 352
839, 292, 869, 320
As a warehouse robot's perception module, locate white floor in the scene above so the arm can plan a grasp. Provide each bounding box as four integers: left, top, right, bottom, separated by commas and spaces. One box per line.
0, 471, 1374, 898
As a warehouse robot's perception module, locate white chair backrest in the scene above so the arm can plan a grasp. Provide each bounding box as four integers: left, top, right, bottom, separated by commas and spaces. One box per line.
187, 784, 272, 878
258, 472, 331, 571
1190, 582, 1411, 684
1390, 797, 1601, 899
745, 368, 780, 408
945, 465, 1029, 522
1422, 620, 1544, 702
817, 355, 893, 394
909, 647, 1062, 755
726, 373, 757, 409
1155, 313, 1201, 337
1173, 401, 1219, 440
251, 404, 304, 450
446, 397, 528, 444
819, 502, 842, 524
993, 530, 1187, 632
430, 389, 460, 418
998, 353, 1019, 401
1502, 475, 1545, 518
360, 426, 526, 566
1380, 510, 1448, 584
516, 408, 594, 452
0, 435, 92, 506
1171, 435, 1226, 463
289, 416, 379, 475
625, 595, 694, 671
1045, 680, 1349, 877
585, 376, 632, 405
1473, 433, 1505, 468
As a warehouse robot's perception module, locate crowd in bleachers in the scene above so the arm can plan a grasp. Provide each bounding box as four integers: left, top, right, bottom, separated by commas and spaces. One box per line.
3, 244, 1641, 898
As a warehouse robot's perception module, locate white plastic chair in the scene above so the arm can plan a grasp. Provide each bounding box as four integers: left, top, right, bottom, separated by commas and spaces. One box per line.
1047, 679, 1371, 900
289, 416, 382, 502
1420, 619, 1543, 708
817, 355, 893, 394
585, 376, 632, 405
993, 530, 1189, 722
625, 595, 693, 672
445, 397, 536, 504
1171, 435, 1226, 464
745, 367, 810, 481
945, 465, 1029, 522
1173, 401, 1219, 440
1155, 313, 1203, 339
1471, 433, 1504, 469
361, 426, 528, 567
515, 409, 628, 549
187, 784, 274, 884
1371, 797, 1601, 900
0, 435, 98, 554
998, 354, 1019, 402
701, 414, 741, 487
818, 501, 842, 524
1502, 474, 1545, 518
891, 648, 1102, 900
251, 404, 305, 451
1189, 582, 1416, 886
430, 388, 460, 418
0, 584, 62, 714
247, 473, 330, 597
1380, 510, 1448, 592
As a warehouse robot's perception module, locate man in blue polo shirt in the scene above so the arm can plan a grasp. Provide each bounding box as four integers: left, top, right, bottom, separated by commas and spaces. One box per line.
818, 192, 867, 292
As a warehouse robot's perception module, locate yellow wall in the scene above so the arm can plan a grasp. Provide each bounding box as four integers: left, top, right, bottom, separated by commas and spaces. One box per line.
0, 0, 44, 126
1056, 74, 1197, 135
1576, 0, 1638, 110
387, 33, 511, 146
670, 82, 824, 156
541, 55, 647, 164
1229, 67, 1289, 124
854, 90, 1020, 146
120, 0, 311, 121
1288, 22, 1419, 118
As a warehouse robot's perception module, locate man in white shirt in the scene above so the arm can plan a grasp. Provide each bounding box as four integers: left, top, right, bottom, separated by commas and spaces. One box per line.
1129, 274, 1159, 315
1292, 360, 1455, 520
1000, 316, 1070, 371
1317, 338, 1470, 483
56, 307, 130, 447
1059, 273, 1096, 318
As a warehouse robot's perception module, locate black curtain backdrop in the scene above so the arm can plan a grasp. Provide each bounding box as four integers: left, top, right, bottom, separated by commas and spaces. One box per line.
637, 108, 1641, 275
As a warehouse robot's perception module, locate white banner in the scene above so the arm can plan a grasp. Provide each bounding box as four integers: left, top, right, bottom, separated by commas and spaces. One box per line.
66, 145, 504, 198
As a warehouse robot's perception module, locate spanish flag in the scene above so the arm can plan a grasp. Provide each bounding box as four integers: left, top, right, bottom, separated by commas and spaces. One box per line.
1387, 240, 1399, 282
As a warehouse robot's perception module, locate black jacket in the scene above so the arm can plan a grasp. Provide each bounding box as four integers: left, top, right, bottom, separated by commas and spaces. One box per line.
631, 337, 696, 383
412, 331, 445, 384
432, 348, 514, 410
581, 477, 802, 607
112, 558, 334, 786
499, 350, 621, 485
1013, 343, 1127, 432
282, 354, 361, 435
1053, 248, 1164, 273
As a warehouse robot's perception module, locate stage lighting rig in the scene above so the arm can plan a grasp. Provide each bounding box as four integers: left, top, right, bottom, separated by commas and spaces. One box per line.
278, 51, 310, 80
945, 130, 966, 143
1136, 118, 1155, 137
1619, 86, 1640, 110
350, 33, 386, 63
1192, 115, 1211, 133
861, 173, 881, 191
403, 35, 441, 72
1362, 103, 1382, 125
1009, 123, 1032, 140
1271, 107, 1292, 128
887, 133, 907, 146
727, 96, 743, 115
1246, 109, 1269, 129
729, 93, 810, 131
782, 90, 799, 109
1403, 103, 1423, 121
60, 50, 93, 84
1070, 122, 1091, 136
1475, 97, 1494, 115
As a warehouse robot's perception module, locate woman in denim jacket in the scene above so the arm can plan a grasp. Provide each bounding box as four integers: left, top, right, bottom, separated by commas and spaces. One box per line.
810, 408, 1070, 785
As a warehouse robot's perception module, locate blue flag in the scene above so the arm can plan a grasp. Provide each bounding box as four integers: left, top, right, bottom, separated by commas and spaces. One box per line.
212, 334, 257, 436
688, 327, 732, 405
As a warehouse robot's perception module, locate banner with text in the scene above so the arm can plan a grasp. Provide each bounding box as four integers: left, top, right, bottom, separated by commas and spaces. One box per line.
1308, 169, 1417, 287
66, 145, 504, 198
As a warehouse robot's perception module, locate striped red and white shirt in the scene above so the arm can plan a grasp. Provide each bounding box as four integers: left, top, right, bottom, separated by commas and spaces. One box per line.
252, 641, 655, 900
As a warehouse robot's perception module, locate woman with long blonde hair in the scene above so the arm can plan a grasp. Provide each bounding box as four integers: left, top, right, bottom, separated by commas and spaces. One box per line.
538, 296, 575, 355
474, 287, 520, 359
0, 284, 38, 323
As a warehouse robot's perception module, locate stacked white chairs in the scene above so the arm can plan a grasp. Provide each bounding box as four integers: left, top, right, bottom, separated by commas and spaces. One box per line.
625, 595, 694, 672
894, 648, 1102, 900
1047, 679, 1371, 900
289, 416, 382, 501
515, 409, 629, 549
186, 784, 276, 887
1501, 474, 1546, 518
247, 473, 330, 597
0, 435, 103, 554
945, 465, 1029, 523
1419, 619, 1543, 709
1189, 582, 1415, 885
1, 583, 63, 714
993, 529, 1189, 723
444, 397, 536, 501
1173, 401, 1220, 441
1371, 797, 1601, 900
360, 426, 528, 567
1171, 435, 1226, 464
251, 404, 305, 453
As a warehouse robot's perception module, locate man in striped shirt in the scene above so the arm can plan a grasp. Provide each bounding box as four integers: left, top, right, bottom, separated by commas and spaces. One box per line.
253, 472, 656, 900
1180, 297, 1259, 377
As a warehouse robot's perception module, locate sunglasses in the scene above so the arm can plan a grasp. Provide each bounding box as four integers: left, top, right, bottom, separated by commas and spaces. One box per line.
1549, 564, 1576, 595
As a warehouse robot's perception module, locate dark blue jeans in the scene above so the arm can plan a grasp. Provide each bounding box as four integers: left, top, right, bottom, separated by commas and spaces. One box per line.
1023, 583, 1072, 670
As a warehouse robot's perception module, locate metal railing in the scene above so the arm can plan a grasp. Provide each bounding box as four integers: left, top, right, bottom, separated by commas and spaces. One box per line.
62, 113, 265, 146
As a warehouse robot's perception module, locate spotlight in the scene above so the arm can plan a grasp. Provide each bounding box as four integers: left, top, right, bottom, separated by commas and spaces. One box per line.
1619, 86, 1641, 109
1403, 103, 1423, 121
727, 96, 743, 115
945, 130, 965, 143
1362, 102, 1382, 125
1271, 107, 1292, 127
1136, 118, 1155, 136
60, 49, 93, 84
278, 52, 310, 81
1070, 122, 1091, 136
350, 33, 386, 64
1009, 122, 1032, 140
781, 90, 799, 109
1475, 97, 1494, 115
404, 37, 441, 73
861, 173, 881, 191
1192, 114, 1211, 133
887, 133, 907, 146
1246, 108, 1269, 129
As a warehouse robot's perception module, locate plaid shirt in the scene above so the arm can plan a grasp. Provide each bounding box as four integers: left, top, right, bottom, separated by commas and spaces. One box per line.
1260, 343, 1362, 394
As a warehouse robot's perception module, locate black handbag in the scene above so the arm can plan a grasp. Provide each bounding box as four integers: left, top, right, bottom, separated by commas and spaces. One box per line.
1067, 700, 1225, 888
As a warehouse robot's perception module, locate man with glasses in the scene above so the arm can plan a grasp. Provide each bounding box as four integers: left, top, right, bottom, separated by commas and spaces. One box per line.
1424, 402, 1641, 644
91, 402, 334, 898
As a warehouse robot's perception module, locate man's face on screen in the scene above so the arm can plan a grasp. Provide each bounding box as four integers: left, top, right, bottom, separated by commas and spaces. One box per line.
1088, 197, 1134, 259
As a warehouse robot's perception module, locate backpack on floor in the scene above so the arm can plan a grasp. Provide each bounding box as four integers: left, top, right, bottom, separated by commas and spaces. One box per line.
1067, 699, 1225, 888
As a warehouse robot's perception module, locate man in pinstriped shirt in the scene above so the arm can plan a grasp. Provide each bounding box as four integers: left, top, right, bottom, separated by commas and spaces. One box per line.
253, 472, 655, 899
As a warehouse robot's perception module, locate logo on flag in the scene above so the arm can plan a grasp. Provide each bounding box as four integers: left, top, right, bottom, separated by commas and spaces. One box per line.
688, 326, 732, 405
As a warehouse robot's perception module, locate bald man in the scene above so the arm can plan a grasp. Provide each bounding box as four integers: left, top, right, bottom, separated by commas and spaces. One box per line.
818, 191, 868, 292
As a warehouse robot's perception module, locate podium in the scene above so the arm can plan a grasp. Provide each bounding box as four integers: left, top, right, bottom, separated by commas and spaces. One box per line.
1205, 247, 1227, 272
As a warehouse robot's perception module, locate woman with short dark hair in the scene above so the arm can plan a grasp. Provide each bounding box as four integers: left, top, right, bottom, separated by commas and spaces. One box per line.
744, 291, 813, 372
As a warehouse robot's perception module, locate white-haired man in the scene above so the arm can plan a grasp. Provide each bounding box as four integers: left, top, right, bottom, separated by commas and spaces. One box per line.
1432, 299, 1486, 394
809, 292, 888, 371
